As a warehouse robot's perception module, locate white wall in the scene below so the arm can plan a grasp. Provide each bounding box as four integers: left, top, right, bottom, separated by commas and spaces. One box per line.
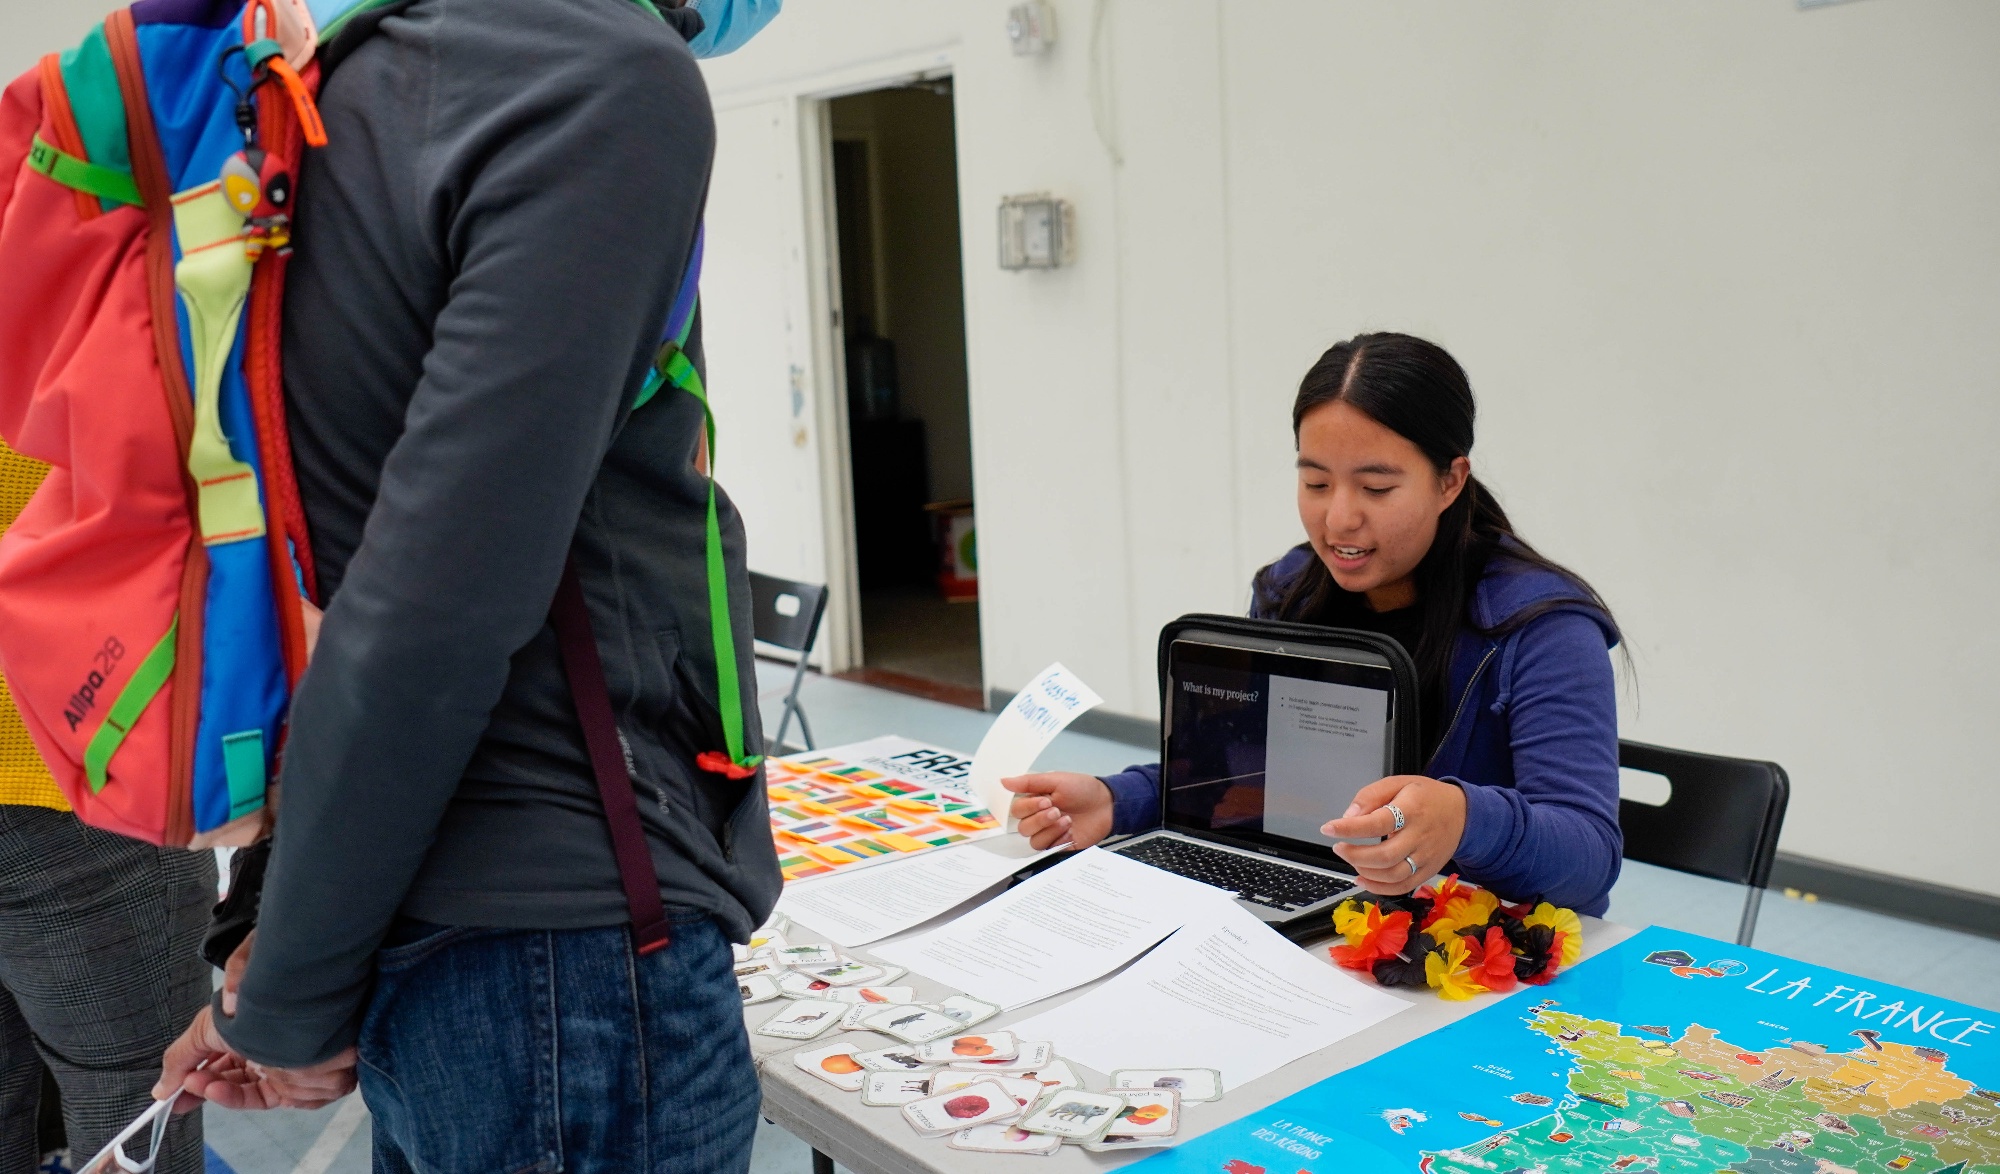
703, 0, 2000, 897
9, 2, 1990, 894
1, 1, 106, 80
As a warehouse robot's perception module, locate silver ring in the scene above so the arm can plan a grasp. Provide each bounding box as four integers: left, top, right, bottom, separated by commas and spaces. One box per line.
1405, 854, 1419, 878
1386, 803, 1406, 834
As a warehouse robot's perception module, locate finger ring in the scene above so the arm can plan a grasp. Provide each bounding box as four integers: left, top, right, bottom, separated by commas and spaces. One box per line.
1405, 854, 1419, 878
1386, 803, 1406, 834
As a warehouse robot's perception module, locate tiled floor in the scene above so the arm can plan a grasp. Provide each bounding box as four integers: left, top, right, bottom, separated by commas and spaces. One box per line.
195, 667, 1998, 1174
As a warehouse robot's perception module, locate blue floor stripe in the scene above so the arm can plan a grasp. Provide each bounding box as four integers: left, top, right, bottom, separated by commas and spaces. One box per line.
203, 1144, 237, 1174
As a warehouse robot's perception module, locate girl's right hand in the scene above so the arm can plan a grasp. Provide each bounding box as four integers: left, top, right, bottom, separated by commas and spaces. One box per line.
1003, 772, 1114, 851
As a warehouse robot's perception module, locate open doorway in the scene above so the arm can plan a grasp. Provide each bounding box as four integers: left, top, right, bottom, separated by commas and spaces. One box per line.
827, 80, 982, 708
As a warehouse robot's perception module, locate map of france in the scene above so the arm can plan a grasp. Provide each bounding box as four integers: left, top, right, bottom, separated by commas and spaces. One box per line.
1423, 1008, 2000, 1174
1132, 928, 1999, 1174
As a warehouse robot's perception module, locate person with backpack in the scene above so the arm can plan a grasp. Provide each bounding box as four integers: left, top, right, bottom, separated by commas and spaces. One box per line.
133, 0, 784, 1168
1005, 333, 1626, 916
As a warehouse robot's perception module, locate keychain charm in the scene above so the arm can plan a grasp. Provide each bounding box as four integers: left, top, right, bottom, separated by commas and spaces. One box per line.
220, 146, 294, 258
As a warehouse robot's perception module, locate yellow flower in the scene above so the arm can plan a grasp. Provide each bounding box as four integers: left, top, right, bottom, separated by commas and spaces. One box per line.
1331, 899, 1371, 945
1425, 887, 1500, 939
1458, 887, 1502, 922
1424, 935, 1490, 1001
1523, 903, 1583, 967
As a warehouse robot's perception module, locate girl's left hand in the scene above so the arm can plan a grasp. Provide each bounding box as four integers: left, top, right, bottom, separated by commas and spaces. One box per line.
1321, 775, 1467, 895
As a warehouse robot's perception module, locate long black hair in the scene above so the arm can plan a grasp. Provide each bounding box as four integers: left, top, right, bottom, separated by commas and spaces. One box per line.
1253, 332, 1619, 727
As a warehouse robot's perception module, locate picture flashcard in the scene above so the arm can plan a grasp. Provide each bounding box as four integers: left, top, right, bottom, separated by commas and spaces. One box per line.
901, 1080, 1022, 1136
928, 1073, 1046, 1110
776, 971, 839, 999
949, 1039, 1055, 1071
934, 994, 999, 1027
947, 1123, 1063, 1155
738, 974, 780, 1005
821, 985, 915, 1005
1021, 1059, 1083, 1093
1018, 1089, 1126, 1142
841, 1002, 916, 1030
772, 943, 839, 967
794, 959, 888, 987
916, 1031, 1019, 1064
860, 1072, 936, 1107
755, 999, 845, 1041
865, 1006, 961, 1044
925, 1069, 991, 1096
1110, 1067, 1222, 1103
793, 1043, 868, 1092
853, 1043, 937, 1073
1082, 1134, 1178, 1153
1105, 1088, 1180, 1137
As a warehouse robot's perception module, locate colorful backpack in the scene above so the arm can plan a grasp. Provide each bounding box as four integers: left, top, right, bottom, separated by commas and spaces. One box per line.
0, 0, 344, 846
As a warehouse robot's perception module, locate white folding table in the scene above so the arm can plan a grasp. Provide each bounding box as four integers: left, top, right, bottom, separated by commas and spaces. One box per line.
743, 904, 1635, 1174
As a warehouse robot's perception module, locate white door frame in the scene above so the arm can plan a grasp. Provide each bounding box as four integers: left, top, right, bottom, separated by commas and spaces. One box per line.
786, 51, 958, 676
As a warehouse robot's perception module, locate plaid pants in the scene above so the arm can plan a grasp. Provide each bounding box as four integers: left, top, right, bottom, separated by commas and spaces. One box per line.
0, 806, 214, 1174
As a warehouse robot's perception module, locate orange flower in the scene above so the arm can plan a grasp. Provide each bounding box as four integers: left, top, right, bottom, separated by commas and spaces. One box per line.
1328, 901, 1412, 971
1417, 875, 1468, 925
1462, 925, 1518, 993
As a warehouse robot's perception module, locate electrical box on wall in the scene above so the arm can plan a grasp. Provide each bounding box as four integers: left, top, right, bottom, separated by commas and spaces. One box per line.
997, 194, 1074, 270
1006, 2, 1056, 56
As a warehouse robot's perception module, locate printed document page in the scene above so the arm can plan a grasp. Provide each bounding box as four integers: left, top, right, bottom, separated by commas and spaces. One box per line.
776, 838, 1053, 948
1262, 673, 1389, 843
1007, 898, 1410, 1088
872, 848, 1228, 1010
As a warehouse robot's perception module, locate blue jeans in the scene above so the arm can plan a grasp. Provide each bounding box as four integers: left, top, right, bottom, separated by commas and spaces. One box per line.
357, 913, 759, 1174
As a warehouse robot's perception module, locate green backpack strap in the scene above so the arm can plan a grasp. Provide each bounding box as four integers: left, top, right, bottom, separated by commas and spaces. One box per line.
28, 136, 141, 207
638, 229, 760, 778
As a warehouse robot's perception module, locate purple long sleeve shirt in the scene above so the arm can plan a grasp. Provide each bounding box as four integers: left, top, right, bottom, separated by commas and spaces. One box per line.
1103, 546, 1624, 915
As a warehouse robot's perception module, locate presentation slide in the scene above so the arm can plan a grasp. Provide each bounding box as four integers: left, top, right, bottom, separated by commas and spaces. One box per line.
1261, 674, 1389, 844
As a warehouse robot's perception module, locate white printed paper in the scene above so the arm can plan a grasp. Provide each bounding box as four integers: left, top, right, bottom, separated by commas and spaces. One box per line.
1262, 673, 1390, 843
968, 663, 1103, 825
873, 848, 1228, 1010
1007, 898, 1409, 1089
777, 837, 1052, 947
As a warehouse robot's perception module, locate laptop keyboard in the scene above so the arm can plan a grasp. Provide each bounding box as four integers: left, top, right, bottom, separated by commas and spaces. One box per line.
1113, 837, 1352, 913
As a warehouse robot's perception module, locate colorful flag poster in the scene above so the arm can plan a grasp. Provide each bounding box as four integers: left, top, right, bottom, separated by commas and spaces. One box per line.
1137, 926, 2000, 1174
767, 736, 1002, 884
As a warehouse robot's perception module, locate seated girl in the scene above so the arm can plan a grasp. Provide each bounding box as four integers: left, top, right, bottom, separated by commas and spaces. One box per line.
1005, 332, 1625, 915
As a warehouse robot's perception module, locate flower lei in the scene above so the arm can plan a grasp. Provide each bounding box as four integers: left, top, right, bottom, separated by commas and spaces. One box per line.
1327, 875, 1582, 1000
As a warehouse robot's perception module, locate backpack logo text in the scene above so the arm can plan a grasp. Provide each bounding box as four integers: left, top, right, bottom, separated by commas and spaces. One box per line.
63, 637, 126, 730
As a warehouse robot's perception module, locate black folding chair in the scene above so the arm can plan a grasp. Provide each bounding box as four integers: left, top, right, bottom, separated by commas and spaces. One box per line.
749, 571, 829, 755
1617, 739, 1790, 947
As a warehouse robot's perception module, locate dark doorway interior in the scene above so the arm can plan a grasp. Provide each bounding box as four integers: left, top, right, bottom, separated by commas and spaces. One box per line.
828, 81, 981, 709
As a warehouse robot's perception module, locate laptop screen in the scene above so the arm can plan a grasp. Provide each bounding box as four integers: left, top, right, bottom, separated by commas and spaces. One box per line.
1163, 634, 1398, 868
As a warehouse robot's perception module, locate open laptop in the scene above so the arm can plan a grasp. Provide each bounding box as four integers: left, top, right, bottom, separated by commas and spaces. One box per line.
1107, 622, 1411, 942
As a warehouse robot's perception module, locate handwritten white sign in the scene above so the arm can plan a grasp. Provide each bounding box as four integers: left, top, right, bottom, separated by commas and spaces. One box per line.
967, 662, 1102, 826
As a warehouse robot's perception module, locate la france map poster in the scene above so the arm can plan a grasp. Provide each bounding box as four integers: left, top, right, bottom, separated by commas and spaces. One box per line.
1138, 926, 1998, 1174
